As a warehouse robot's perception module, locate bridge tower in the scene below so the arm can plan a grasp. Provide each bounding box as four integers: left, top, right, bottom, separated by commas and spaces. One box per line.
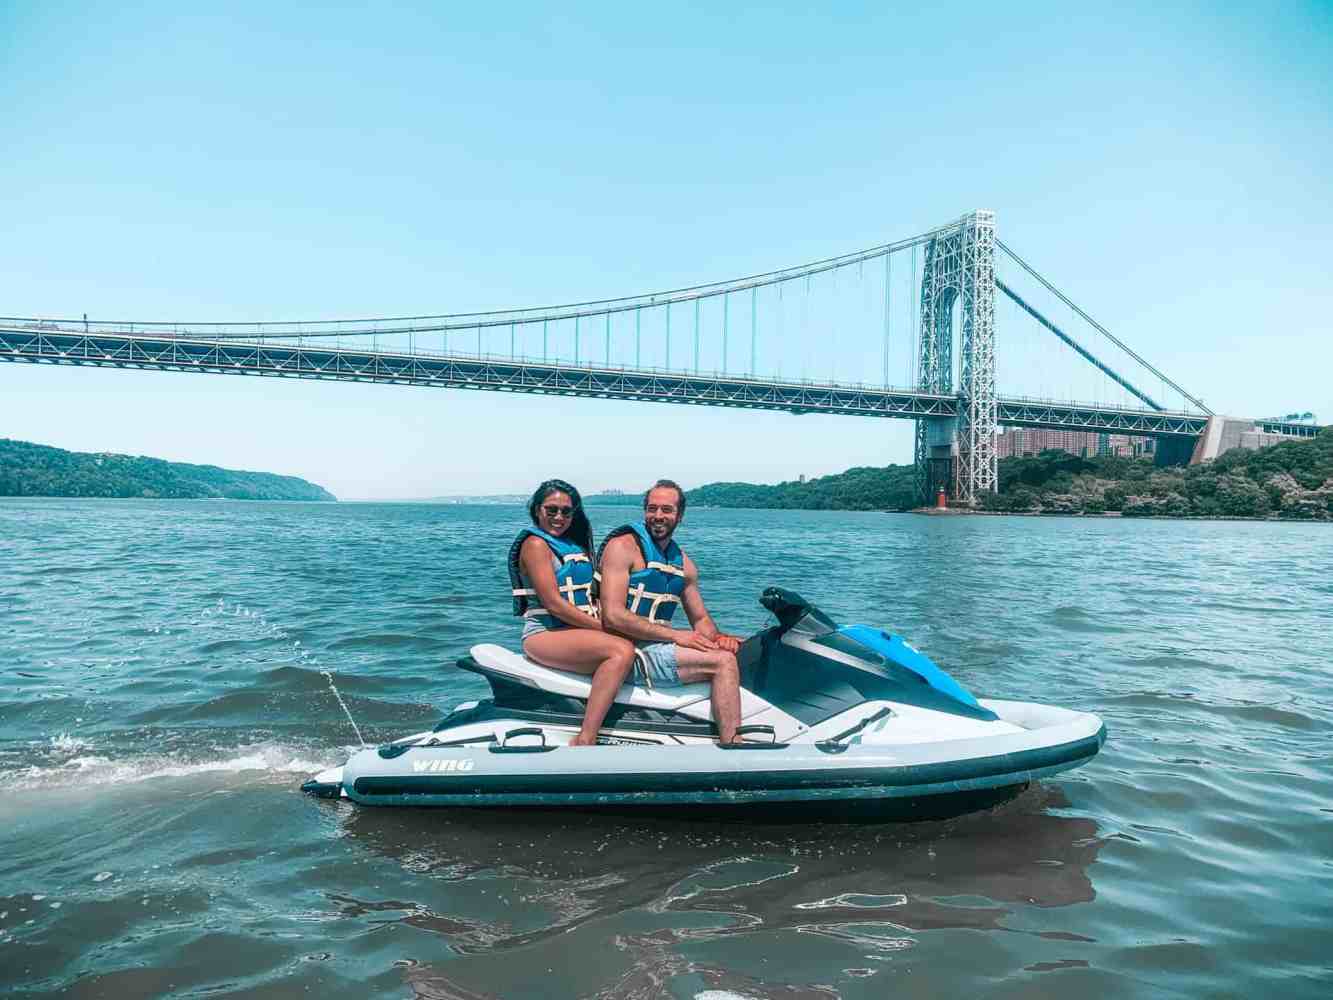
913, 210, 998, 505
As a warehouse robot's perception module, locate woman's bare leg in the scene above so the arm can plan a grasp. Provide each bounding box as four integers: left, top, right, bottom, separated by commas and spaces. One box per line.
523, 630, 636, 745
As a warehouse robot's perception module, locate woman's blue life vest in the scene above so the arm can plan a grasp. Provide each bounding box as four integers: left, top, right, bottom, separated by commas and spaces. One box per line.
595, 522, 687, 625
508, 527, 596, 629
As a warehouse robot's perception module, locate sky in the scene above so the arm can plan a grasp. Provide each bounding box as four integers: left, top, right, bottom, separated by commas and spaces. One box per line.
2, 2, 1330, 499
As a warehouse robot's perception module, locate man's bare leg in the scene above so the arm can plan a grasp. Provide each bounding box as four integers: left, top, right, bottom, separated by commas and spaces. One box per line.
675, 648, 741, 743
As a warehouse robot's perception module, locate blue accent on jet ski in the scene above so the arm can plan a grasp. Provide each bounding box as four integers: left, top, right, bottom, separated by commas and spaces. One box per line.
836, 625, 988, 713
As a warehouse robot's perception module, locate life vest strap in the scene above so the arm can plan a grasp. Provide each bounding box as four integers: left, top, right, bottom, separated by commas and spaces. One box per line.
627, 581, 682, 623
632, 649, 655, 690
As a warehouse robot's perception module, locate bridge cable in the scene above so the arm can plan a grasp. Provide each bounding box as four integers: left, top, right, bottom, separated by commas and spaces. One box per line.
997, 278, 1162, 410
2, 229, 956, 341
750, 286, 757, 376
996, 241, 1212, 415
882, 252, 891, 387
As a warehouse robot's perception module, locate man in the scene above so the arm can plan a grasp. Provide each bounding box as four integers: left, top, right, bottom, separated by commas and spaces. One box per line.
596, 479, 746, 743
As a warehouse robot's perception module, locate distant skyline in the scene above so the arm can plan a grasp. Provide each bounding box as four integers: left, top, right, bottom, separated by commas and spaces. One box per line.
3, 3, 1330, 499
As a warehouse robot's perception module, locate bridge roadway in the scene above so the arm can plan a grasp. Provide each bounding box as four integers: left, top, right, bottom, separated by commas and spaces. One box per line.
0, 325, 1320, 441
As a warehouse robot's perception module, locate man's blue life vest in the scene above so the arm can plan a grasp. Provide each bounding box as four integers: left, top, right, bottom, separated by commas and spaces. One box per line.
596, 522, 686, 625
508, 527, 596, 628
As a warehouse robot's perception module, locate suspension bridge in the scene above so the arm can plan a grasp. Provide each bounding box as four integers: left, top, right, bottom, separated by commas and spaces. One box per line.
0, 211, 1319, 504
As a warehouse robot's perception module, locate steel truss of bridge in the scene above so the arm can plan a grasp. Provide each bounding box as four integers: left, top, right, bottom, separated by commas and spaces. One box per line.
5, 326, 1319, 440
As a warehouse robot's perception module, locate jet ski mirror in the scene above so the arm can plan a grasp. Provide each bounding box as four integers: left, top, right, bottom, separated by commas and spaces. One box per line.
760, 587, 838, 637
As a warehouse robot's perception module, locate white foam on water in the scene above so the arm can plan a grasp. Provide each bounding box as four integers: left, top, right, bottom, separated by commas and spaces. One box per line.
12, 743, 344, 791
49, 732, 93, 754
794, 892, 908, 911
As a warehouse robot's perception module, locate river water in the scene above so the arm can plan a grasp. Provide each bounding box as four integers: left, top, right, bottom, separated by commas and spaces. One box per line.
1, 499, 1330, 998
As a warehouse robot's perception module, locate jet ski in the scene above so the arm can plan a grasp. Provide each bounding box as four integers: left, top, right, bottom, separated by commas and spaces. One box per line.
302, 588, 1105, 818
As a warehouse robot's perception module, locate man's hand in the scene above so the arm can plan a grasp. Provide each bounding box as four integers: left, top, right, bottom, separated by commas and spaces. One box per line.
672, 630, 719, 652
712, 633, 742, 654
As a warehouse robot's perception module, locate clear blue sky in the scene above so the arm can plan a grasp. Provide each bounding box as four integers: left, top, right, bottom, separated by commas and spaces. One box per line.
3, 2, 1330, 498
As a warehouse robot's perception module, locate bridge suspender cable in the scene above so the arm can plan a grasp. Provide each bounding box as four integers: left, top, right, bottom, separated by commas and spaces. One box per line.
996, 278, 1164, 412
0, 227, 949, 341
997, 241, 1212, 415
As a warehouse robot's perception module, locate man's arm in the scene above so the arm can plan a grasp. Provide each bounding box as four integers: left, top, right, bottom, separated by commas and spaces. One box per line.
680, 554, 743, 653
599, 536, 716, 649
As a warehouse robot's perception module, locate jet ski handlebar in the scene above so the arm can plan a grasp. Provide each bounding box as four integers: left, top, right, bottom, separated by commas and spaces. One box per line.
760, 587, 838, 637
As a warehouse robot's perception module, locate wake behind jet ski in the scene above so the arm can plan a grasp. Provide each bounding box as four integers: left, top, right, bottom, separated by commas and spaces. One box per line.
302, 588, 1106, 819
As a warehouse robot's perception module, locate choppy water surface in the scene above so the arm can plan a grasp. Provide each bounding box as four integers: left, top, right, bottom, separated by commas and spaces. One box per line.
2, 500, 1330, 998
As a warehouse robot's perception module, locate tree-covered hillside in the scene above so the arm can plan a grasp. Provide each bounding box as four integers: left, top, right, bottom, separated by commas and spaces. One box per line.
680, 428, 1332, 520
980, 427, 1332, 519
0, 439, 337, 501
688, 464, 917, 511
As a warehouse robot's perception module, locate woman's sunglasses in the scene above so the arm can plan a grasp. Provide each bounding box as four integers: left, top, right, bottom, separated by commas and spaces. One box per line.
542, 504, 576, 518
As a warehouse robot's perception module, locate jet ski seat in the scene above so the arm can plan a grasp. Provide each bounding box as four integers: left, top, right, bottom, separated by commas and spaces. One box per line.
469, 643, 714, 713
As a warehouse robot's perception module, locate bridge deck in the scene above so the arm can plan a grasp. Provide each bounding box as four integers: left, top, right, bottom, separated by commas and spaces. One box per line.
1, 327, 1319, 440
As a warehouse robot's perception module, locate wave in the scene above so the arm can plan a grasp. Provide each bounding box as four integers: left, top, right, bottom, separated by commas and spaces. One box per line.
1044, 605, 1127, 635
11, 741, 340, 791
1101, 691, 1327, 731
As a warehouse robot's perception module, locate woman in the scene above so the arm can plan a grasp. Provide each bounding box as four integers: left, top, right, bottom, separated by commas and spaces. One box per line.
508, 479, 635, 746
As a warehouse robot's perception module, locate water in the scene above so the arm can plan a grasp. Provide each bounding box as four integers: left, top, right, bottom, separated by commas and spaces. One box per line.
2, 499, 1331, 998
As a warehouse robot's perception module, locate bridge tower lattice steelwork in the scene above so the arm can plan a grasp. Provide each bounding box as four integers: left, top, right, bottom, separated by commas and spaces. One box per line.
913, 210, 998, 505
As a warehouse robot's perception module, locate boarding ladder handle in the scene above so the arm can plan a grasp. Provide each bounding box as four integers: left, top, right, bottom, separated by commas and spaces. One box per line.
489, 726, 558, 753
719, 724, 788, 750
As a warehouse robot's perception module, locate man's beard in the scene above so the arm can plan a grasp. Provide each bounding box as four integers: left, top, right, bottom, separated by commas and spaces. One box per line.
647, 520, 677, 545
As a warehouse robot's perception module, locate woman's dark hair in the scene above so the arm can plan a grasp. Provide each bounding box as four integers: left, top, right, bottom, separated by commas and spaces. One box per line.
527, 478, 593, 557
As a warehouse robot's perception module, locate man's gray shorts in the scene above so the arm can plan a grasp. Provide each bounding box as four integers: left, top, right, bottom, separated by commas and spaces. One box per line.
634, 642, 681, 688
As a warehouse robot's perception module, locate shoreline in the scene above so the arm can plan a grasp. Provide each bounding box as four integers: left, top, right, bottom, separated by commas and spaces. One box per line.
911, 506, 1328, 523
3, 495, 1325, 524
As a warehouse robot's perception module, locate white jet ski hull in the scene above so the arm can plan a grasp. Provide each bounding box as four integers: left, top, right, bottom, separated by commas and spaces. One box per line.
302, 589, 1107, 819
306, 700, 1103, 814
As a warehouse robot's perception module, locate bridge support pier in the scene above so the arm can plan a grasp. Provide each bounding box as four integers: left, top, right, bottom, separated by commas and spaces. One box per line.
913, 211, 998, 506
915, 418, 957, 503
1153, 434, 1198, 467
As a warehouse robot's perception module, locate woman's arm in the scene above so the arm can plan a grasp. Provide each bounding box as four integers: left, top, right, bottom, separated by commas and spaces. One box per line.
518, 536, 602, 630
